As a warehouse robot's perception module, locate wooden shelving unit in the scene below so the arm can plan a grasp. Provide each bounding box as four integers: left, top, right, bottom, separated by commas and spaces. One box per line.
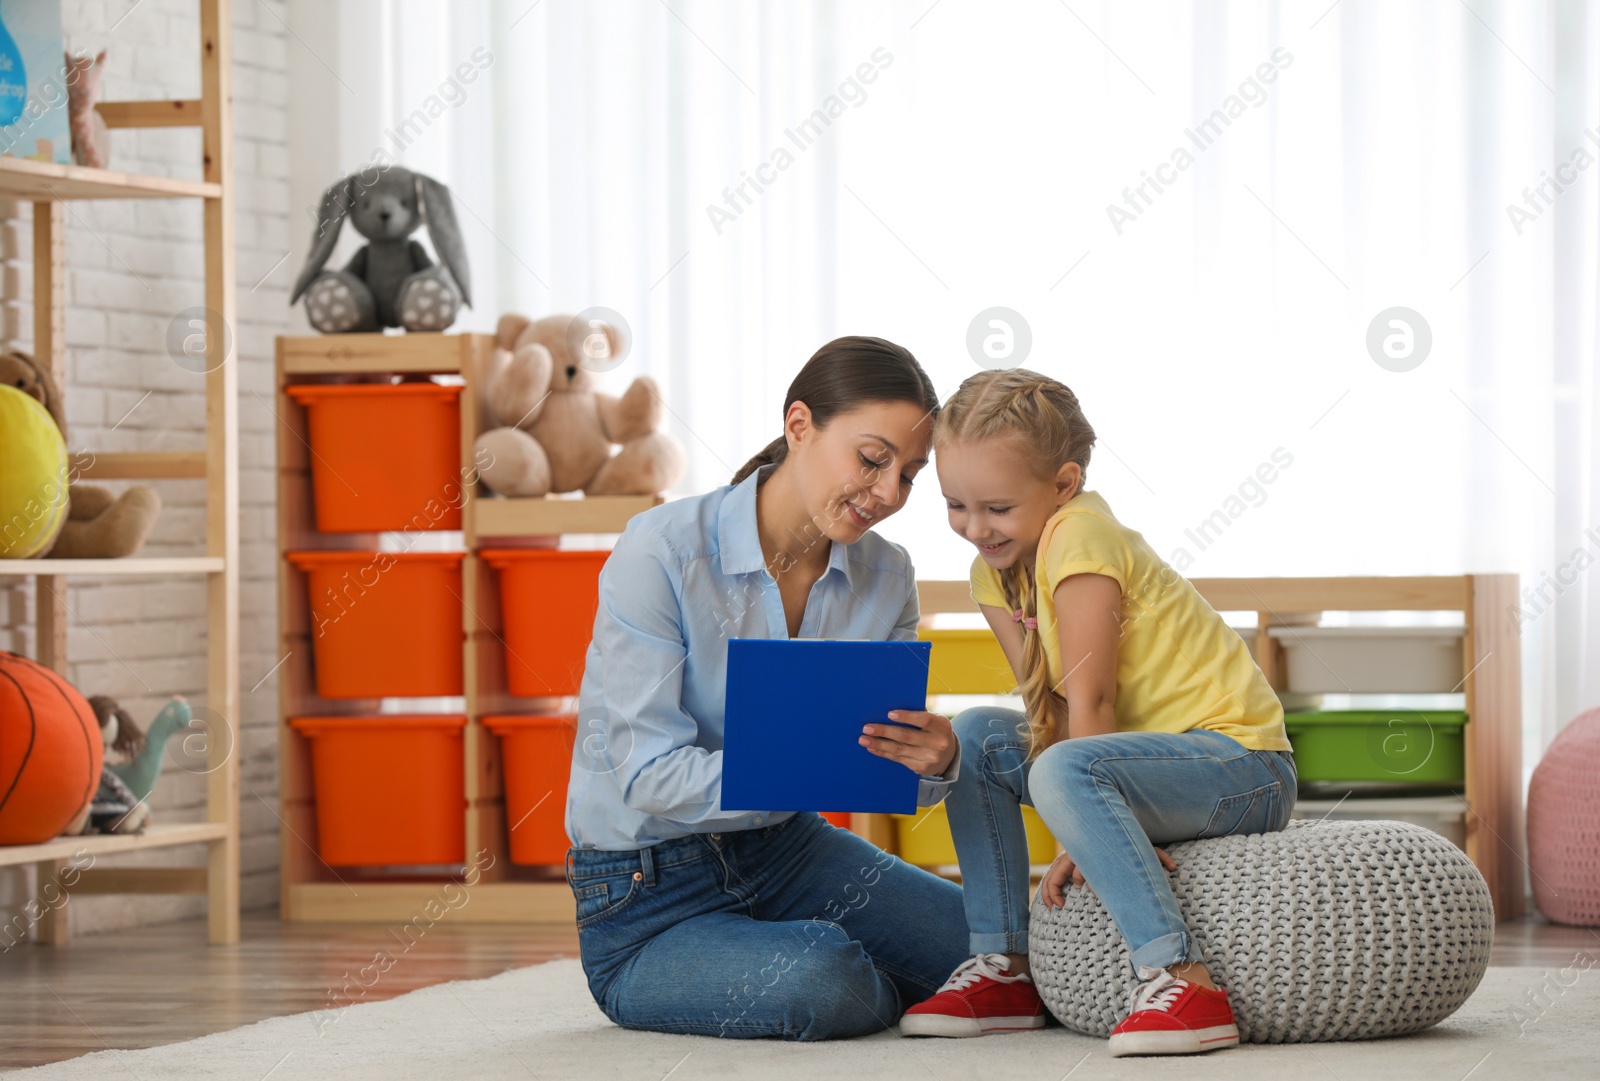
276, 332, 660, 924
0, 1, 238, 944
860, 575, 1525, 921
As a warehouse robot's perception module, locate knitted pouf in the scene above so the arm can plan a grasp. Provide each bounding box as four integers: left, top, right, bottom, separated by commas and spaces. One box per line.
1028, 819, 1494, 1042
1528, 707, 1600, 926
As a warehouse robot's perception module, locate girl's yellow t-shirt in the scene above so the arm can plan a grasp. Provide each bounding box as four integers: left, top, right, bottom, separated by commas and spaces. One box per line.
969, 488, 1291, 752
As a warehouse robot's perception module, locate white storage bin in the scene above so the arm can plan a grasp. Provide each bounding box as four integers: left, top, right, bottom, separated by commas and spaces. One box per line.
1228, 625, 1323, 711
1267, 626, 1464, 694
1291, 794, 1467, 850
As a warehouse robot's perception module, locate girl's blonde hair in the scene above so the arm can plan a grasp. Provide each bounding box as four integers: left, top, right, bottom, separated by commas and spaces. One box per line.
932, 369, 1097, 759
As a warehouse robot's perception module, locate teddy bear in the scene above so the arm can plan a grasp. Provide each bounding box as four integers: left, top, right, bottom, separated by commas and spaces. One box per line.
473, 313, 686, 497
0, 350, 161, 559
65, 48, 110, 169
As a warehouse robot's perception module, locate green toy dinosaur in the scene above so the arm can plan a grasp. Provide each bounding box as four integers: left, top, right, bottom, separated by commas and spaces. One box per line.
106, 697, 192, 801
66, 696, 193, 835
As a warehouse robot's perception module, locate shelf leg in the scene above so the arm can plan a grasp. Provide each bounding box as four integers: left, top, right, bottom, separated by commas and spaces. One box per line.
33, 860, 69, 944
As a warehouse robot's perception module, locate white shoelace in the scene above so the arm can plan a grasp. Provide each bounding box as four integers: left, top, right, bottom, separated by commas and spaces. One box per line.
1127, 966, 1188, 1015
937, 952, 1029, 994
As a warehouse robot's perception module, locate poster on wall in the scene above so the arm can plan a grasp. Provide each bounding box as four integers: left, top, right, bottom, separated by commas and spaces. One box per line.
0, 1, 73, 165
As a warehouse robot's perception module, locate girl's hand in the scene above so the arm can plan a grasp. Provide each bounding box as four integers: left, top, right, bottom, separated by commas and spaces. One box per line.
1038, 849, 1088, 907
1037, 845, 1178, 908
860, 710, 956, 777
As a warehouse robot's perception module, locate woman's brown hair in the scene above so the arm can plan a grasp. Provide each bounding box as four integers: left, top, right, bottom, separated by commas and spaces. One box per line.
932, 369, 1097, 759
730, 336, 939, 485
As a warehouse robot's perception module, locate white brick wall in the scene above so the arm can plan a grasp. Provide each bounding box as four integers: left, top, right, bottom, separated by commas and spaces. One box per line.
0, 0, 291, 938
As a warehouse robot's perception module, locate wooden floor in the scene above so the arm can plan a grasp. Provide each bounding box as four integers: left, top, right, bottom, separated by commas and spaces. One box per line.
2, 911, 1596, 1071
1, 911, 580, 1072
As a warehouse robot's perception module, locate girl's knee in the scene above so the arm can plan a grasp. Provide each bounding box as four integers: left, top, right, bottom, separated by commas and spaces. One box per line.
951, 705, 1028, 755
1028, 741, 1110, 834
1030, 736, 1101, 786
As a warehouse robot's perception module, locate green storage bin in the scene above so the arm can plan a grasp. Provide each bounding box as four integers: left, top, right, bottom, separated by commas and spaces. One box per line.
1283, 710, 1466, 785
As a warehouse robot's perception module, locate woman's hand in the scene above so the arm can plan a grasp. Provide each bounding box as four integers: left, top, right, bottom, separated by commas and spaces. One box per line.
860, 710, 956, 777
1037, 845, 1178, 907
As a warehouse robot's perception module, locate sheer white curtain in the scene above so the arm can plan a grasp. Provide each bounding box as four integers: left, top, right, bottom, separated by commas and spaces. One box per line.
317, 0, 1600, 764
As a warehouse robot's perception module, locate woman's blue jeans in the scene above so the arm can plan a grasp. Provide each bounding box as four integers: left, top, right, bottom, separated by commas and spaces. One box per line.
565, 810, 970, 1040
945, 705, 1297, 974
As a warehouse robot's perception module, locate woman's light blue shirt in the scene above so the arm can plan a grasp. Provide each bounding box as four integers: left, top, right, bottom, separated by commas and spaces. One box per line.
564, 462, 962, 850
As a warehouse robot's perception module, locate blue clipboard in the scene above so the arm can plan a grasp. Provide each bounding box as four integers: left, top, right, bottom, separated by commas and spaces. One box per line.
721, 637, 933, 815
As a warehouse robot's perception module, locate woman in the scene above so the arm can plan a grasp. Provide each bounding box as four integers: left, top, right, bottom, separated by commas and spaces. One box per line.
564, 336, 971, 1041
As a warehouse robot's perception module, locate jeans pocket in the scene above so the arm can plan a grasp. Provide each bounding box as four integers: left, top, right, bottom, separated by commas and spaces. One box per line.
1198, 783, 1277, 839
572, 872, 642, 930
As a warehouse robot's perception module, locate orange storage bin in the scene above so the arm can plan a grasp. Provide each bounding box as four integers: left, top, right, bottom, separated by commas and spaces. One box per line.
484, 714, 576, 864
289, 715, 466, 866
480, 549, 609, 697
821, 812, 852, 829
285, 382, 463, 532
288, 550, 465, 698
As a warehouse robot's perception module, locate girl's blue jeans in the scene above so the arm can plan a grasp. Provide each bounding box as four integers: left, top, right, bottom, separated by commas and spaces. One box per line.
565, 810, 970, 1040
945, 704, 1298, 974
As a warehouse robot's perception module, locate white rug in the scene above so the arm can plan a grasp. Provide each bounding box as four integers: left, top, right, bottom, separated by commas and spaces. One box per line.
11, 962, 1595, 1079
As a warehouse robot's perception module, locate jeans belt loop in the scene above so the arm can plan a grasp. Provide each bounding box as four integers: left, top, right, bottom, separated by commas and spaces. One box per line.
639, 844, 656, 887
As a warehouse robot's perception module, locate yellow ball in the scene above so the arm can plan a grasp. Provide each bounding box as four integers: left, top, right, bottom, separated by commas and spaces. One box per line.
0, 384, 69, 559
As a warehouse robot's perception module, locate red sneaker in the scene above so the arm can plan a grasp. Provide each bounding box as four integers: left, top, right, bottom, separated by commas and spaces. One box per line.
899, 953, 1047, 1037
1108, 966, 1240, 1056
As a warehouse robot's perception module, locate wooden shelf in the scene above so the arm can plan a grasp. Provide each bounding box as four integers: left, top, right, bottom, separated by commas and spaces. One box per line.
0, 557, 223, 577
1293, 794, 1467, 815
96, 98, 204, 130
278, 332, 475, 374
278, 331, 655, 923
0, 154, 219, 201
9, 1, 240, 947
0, 823, 228, 868
76, 450, 208, 480
866, 574, 1526, 921
474, 494, 662, 537
284, 881, 574, 923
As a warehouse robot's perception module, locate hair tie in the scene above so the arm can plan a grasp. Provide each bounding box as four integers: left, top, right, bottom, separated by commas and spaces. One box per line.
1011, 608, 1037, 630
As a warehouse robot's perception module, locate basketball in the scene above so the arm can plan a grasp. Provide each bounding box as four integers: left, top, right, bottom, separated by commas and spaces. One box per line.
0, 651, 101, 844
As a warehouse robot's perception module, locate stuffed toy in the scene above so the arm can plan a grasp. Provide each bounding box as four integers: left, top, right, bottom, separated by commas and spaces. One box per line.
64, 695, 148, 835
65, 48, 108, 169
63, 696, 191, 836
0, 350, 161, 559
474, 313, 687, 498
289, 166, 470, 334
104, 697, 191, 806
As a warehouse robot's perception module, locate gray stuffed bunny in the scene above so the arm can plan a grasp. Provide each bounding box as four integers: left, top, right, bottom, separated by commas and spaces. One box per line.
289, 166, 471, 333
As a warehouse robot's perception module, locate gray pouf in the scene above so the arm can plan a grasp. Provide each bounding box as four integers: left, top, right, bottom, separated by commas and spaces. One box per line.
1028, 819, 1495, 1042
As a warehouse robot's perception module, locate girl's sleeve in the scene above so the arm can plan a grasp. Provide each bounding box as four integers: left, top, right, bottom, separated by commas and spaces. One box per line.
589, 526, 771, 831
1041, 511, 1130, 594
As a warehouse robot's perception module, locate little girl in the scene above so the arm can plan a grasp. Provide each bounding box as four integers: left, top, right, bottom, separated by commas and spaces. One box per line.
898, 369, 1297, 1057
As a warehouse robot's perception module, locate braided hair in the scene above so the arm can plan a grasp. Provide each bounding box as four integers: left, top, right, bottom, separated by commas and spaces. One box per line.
933, 369, 1097, 759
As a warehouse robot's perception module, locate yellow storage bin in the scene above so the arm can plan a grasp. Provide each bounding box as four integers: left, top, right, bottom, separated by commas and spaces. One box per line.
918, 627, 1014, 695
894, 801, 1058, 866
